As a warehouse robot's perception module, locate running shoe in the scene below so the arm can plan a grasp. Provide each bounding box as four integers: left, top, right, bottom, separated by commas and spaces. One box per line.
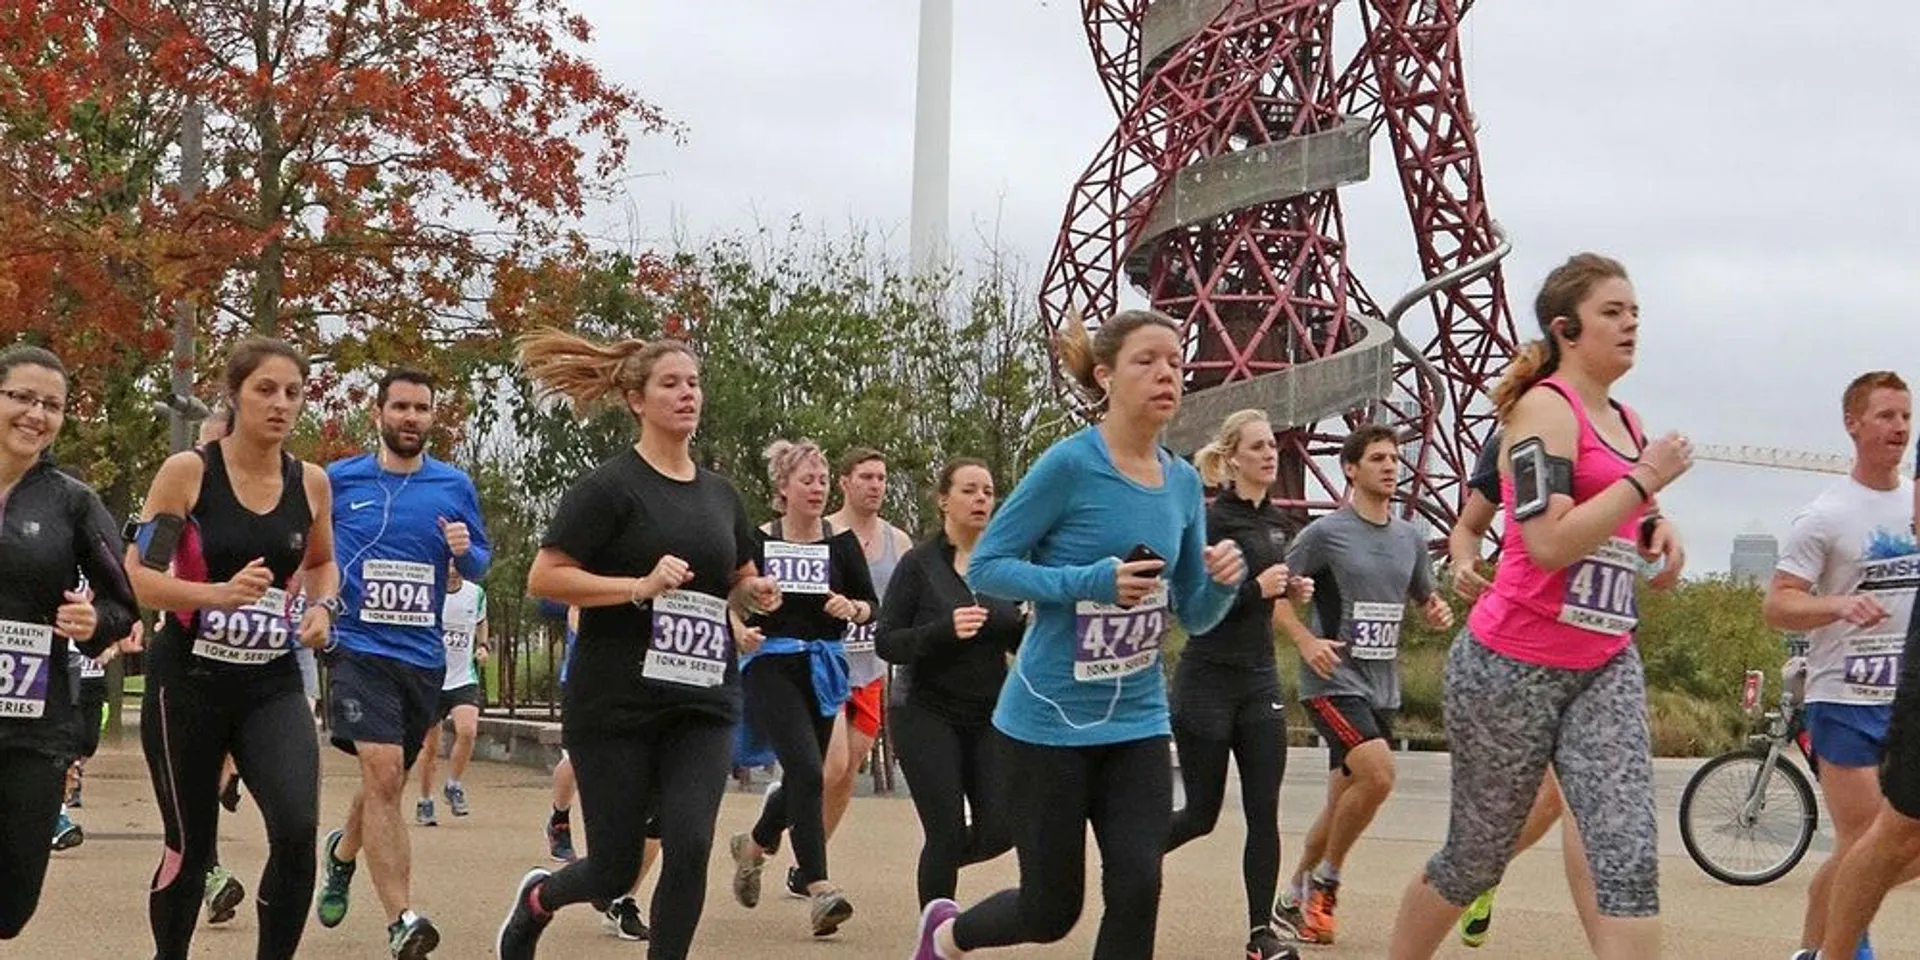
1271, 889, 1307, 943
911, 898, 960, 960
546, 816, 576, 862
315, 828, 356, 927
1248, 925, 1302, 960
809, 886, 854, 937
1858, 932, 1875, 960
1789, 951, 1817, 960
729, 832, 766, 908
785, 864, 808, 900
1300, 874, 1339, 945
386, 910, 440, 959
497, 868, 552, 960
444, 781, 470, 817
50, 812, 83, 851
205, 865, 246, 924
220, 773, 242, 812
65, 767, 82, 808
416, 797, 437, 827
603, 896, 649, 941
1458, 887, 1496, 948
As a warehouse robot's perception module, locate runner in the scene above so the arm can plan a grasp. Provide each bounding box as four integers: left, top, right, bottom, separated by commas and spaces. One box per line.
1823, 380, 1920, 959
1446, 430, 1600, 950
876, 457, 1023, 907
1755, 372, 1915, 960
1385, 253, 1691, 960
1270, 424, 1453, 946
0, 344, 137, 941
772, 446, 914, 899
494, 328, 780, 960
189, 401, 249, 926
128, 335, 339, 960
417, 561, 489, 826
726, 438, 877, 937
315, 368, 491, 959
51, 636, 108, 851
907, 309, 1247, 960
1171, 409, 1312, 960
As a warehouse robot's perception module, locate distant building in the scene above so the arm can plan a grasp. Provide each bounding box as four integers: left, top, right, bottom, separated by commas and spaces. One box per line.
1730, 523, 1779, 586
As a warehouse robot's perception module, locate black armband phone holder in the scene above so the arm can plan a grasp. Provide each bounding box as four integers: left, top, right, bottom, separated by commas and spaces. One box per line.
1508, 437, 1573, 522
129, 514, 186, 571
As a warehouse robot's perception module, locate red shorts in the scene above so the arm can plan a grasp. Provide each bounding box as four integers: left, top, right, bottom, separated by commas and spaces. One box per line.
845, 677, 886, 738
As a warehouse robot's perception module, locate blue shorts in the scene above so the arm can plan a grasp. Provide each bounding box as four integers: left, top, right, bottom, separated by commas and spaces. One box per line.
1805, 702, 1891, 768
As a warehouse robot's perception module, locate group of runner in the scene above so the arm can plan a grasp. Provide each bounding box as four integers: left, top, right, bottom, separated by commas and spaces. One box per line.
6, 248, 1920, 958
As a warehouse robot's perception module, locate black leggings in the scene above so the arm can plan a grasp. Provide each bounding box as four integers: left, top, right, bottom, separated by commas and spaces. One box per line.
144, 682, 319, 960
0, 749, 66, 939
891, 699, 1012, 906
951, 735, 1172, 958
1166, 659, 1288, 930
744, 656, 837, 884
537, 719, 733, 960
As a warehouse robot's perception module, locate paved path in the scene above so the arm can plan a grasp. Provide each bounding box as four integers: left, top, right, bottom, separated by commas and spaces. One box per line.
21, 738, 1920, 958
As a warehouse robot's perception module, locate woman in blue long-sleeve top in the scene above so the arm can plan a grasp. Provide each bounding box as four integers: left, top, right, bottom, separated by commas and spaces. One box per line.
907, 310, 1248, 960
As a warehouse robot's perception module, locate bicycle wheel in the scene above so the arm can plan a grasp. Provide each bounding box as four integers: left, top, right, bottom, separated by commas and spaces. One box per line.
1678, 747, 1817, 886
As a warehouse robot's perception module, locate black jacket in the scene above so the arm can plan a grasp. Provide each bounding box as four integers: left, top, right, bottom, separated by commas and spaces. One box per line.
0, 459, 137, 757
1183, 488, 1295, 668
875, 531, 1024, 724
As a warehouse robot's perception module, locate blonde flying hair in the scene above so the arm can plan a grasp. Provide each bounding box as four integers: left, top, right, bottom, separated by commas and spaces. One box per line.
1055, 307, 1183, 413
515, 327, 697, 419
1490, 253, 1629, 421
765, 438, 828, 513
1193, 409, 1271, 488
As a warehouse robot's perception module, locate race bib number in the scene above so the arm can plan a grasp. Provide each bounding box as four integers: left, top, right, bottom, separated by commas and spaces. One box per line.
1073, 584, 1169, 682
77, 651, 106, 680
0, 620, 53, 718
444, 628, 474, 658
845, 620, 877, 655
359, 560, 437, 627
194, 588, 299, 665
1348, 601, 1406, 661
1841, 632, 1905, 701
1558, 537, 1639, 635
763, 542, 830, 596
644, 590, 732, 688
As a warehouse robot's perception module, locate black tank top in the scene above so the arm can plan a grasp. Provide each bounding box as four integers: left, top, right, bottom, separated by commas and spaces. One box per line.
152, 441, 313, 691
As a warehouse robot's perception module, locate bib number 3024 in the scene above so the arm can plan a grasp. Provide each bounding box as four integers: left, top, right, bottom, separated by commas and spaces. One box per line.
644, 590, 733, 688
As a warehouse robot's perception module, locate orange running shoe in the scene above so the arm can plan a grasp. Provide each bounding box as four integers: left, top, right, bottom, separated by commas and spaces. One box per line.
1301, 875, 1340, 944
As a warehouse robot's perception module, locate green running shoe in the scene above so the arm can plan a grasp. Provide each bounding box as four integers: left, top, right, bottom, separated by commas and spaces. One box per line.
1458, 887, 1496, 948
315, 828, 356, 928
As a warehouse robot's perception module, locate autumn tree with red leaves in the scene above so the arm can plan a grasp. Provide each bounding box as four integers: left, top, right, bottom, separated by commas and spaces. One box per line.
0, 0, 672, 480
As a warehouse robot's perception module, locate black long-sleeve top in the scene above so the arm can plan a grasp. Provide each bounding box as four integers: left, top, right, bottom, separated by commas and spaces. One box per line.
876, 531, 1024, 724
1181, 488, 1296, 669
0, 459, 137, 757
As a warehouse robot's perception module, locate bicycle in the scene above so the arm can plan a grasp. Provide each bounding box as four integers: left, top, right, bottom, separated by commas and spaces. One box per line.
1677, 653, 1821, 886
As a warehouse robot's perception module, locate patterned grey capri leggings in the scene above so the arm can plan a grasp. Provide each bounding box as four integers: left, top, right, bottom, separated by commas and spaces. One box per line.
1425, 631, 1659, 918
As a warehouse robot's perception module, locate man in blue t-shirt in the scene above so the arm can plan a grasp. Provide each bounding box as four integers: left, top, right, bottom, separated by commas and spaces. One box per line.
314, 369, 491, 958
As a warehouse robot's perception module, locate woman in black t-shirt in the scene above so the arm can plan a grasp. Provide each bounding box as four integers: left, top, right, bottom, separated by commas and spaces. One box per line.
876, 458, 1024, 907
726, 438, 876, 938
0, 345, 137, 942
497, 329, 779, 960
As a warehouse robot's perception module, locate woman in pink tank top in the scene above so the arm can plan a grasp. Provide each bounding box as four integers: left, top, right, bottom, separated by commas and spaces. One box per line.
1387, 254, 1693, 960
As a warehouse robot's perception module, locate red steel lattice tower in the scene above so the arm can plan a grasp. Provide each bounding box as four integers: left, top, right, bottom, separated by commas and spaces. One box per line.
1042, 0, 1516, 532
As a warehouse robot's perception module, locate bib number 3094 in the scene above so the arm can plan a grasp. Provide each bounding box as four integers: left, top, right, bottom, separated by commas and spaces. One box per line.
359, 560, 437, 628
645, 591, 732, 688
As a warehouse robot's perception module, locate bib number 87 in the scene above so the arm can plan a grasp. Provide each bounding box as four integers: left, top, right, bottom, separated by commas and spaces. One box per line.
0, 653, 43, 697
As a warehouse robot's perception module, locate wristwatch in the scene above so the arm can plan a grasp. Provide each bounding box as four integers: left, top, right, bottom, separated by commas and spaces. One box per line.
311, 595, 345, 621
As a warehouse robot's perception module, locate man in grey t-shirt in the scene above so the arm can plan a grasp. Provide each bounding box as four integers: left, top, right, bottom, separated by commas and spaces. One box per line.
1273, 425, 1453, 946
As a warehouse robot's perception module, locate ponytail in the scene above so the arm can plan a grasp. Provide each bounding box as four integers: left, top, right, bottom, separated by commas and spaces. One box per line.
516, 327, 695, 420
1491, 339, 1558, 421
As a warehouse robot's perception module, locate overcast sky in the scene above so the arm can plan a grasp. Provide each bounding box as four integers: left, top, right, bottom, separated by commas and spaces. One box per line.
570, 1, 1920, 573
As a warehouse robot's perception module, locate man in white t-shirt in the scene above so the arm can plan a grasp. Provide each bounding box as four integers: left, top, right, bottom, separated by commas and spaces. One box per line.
1764, 371, 1917, 960
416, 562, 488, 825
